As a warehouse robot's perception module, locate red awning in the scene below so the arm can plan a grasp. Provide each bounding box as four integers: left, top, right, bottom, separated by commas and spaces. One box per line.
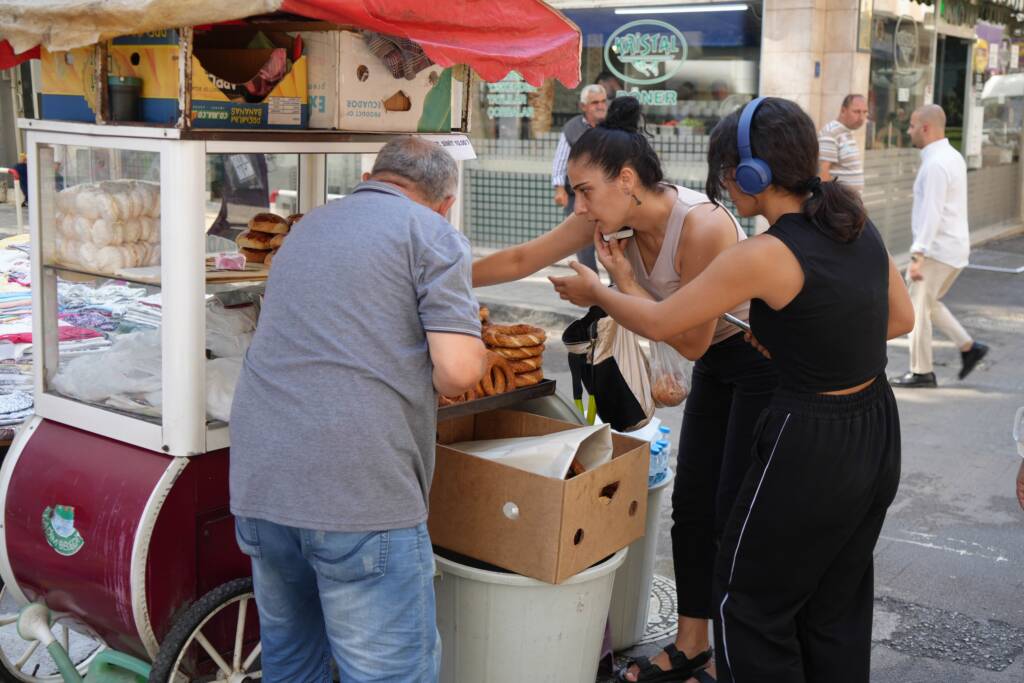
0, 0, 581, 87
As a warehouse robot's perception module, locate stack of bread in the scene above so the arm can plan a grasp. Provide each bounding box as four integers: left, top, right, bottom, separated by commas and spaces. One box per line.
481, 306, 546, 389
437, 306, 547, 407
53, 180, 161, 273
235, 213, 302, 267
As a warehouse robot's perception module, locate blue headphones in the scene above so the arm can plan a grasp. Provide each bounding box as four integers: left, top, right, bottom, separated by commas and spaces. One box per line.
735, 97, 772, 195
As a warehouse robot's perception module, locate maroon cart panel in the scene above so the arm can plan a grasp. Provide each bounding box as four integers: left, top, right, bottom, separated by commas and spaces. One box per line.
5, 420, 251, 659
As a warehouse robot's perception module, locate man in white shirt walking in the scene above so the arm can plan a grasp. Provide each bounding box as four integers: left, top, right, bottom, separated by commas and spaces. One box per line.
891, 104, 988, 388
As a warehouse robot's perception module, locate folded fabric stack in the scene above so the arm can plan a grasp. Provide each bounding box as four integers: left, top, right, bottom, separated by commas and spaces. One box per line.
0, 391, 33, 427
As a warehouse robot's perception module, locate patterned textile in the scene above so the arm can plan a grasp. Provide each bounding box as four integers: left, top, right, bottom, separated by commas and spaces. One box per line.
362, 31, 433, 80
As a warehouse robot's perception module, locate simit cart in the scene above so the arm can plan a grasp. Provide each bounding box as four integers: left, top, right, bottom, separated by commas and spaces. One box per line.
0, 4, 581, 680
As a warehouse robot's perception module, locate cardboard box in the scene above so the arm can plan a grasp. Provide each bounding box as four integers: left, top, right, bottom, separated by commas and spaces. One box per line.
305, 30, 452, 132
39, 46, 101, 122
110, 30, 308, 129
430, 410, 649, 584
40, 30, 308, 128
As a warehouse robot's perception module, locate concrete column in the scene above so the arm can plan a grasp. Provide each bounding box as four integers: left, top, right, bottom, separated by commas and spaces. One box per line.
760, 0, 870, 147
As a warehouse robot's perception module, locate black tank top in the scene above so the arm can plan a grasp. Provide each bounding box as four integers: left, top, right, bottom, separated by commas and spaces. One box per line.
749, 214, 889, 393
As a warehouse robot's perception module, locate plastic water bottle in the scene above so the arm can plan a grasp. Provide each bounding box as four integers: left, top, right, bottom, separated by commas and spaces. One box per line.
649, 443, 664, 481
658, 425, 672, 453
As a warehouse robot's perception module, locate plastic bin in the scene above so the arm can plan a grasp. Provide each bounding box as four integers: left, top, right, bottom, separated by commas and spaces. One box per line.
434, 548, 627, 683
608, 467, 675, 651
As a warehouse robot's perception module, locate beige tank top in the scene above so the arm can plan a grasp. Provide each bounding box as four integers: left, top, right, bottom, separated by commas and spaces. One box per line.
624, 185, 751, 345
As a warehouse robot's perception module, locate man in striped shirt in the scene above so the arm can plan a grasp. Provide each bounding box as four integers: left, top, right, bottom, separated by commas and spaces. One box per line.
552, 84, 607, 271
818, 94, 868, 193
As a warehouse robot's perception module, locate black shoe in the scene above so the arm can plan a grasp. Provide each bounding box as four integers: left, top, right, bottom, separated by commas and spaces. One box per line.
959, 341, 989, 380
890, 371, 937, 388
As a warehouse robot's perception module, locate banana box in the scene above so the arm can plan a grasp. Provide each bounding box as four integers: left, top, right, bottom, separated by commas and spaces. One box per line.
40, 30, 308, 129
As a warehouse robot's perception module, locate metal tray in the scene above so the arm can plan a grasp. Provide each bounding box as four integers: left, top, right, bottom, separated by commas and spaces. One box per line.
437, 379, 556, 421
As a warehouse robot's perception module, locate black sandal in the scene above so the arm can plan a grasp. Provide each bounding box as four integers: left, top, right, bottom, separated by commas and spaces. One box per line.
616, 644, 713, 682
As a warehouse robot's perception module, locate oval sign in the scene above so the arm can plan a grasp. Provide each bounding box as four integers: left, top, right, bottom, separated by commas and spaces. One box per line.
604, 20, 688, 86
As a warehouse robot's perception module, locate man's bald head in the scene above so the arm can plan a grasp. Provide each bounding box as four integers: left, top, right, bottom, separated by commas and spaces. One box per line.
915, 104, 946, 130
908, 104, 947, 149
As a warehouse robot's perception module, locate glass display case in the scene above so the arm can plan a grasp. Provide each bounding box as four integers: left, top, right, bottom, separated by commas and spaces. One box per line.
22, 119, 474, 456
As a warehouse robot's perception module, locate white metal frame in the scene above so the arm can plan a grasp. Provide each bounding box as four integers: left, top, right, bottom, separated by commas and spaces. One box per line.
20, 119, 476, 457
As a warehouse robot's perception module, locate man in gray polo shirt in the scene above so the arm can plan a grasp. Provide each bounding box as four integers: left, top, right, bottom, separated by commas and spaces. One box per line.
230, 137, 486, 683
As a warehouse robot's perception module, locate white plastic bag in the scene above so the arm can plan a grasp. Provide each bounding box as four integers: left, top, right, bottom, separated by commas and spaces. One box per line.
52, 331, 162, 404
649, 341, 691, 408
450, 424, 613, 479
207, 357, 243, 422
206, 300, 257, 358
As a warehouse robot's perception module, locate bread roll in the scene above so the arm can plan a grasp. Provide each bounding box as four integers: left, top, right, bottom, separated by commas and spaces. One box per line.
265, 249, 277, 268
78, 242, 100, 271
269, 233, 287, 249
236, 230, 277, 250
240, 247, 271, 264
96, 245, 127, 272
90, 218, 123, 247
248, 213, 290, 235
286, 213, 303, 226
122, 218, 142, 243
75, 190, 102, 220
73, 216, 93, 242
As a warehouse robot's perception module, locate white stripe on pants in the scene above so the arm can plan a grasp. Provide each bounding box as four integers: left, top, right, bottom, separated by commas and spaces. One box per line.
908, 257, 972, 374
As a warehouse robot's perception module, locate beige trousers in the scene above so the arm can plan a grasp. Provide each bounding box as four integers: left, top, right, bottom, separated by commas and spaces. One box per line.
907, 257, 973, 374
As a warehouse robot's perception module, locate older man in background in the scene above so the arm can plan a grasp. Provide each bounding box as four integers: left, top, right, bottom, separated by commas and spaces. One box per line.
552, 83, 608, 272
818, 94, 868, 193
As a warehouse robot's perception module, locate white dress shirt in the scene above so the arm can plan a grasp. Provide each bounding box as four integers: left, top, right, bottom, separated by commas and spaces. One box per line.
911, 138, 970, 268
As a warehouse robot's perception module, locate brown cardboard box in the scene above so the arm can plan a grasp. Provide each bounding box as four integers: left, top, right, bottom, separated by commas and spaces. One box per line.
430, 410, 649, 584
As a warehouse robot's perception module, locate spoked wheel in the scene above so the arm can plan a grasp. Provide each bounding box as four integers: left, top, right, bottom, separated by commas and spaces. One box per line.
0, 581, 105, 682
149, 578, 261, 683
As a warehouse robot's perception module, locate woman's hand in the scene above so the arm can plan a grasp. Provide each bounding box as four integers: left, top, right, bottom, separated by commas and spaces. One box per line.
744, 331, 771, 359
549, 262, 602, 308
594, 227, 636, 286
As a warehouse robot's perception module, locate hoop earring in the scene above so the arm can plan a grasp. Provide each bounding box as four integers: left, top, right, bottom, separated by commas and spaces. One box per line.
631, 193, 642, 206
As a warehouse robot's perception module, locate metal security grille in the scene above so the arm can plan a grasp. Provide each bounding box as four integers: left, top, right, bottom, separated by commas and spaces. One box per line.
464, 168, 754, 249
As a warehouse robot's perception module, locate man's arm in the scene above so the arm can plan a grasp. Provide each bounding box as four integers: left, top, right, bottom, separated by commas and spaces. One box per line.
427, 332, 486, 397
551, 134, 570, 206
818, 131, 839, 182
910, 163, 948, 259
819, 160, 833, 182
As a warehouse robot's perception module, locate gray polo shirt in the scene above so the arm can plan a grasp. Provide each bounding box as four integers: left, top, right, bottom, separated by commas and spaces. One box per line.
229, 180, 480, 532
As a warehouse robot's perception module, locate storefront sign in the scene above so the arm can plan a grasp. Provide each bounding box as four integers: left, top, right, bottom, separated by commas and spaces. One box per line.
485, 73, 536, 119
617, 88, 678, 105
894, 16, 920, 74
42, 505, 84, 557
604, 20, 688, 86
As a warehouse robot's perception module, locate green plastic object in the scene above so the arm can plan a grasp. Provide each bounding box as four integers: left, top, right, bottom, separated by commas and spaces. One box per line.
83, 650, 150, 683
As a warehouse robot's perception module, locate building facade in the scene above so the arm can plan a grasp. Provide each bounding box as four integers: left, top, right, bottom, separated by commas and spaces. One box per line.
464, 0, 1024, 256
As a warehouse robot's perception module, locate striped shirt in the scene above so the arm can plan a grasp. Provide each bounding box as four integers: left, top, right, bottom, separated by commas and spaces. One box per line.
818, 120, 864, 192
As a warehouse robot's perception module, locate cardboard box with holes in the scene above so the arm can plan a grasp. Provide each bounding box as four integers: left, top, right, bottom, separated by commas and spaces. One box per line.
430, 411, 649, 584
305, 30, 453, 132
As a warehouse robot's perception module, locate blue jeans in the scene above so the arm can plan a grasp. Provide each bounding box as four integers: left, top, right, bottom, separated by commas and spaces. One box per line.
234, 517, 440, 683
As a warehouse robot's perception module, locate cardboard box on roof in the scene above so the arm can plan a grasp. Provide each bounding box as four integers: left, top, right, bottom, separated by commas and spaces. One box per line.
305, 30, 453, 132
110, 29, 308, 129
39, 46, 102, 122
40, 29, 308, 128
430, 410, 649, 584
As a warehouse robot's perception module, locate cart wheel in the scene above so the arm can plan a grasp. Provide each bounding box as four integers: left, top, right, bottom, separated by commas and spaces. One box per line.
0, 581, 105, 683
148, 578, 260, 683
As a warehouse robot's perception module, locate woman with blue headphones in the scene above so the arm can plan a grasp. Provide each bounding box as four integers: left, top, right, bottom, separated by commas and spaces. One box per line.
552, 96, 914, 682
475, 96, 777, 683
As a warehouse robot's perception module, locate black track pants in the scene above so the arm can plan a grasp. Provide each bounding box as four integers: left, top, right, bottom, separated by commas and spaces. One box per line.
714, 377, 901, 683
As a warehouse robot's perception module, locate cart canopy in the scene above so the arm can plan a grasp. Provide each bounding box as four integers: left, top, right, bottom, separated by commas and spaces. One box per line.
0, 0, 581, 87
